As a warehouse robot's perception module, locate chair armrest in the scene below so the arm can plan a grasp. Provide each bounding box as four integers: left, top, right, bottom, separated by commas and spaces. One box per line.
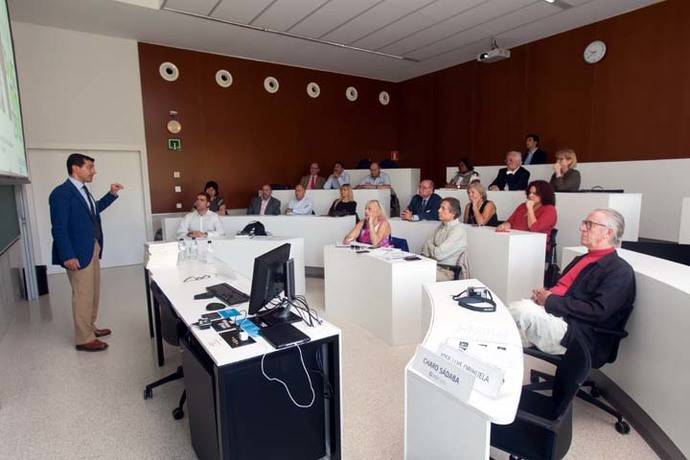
523, 346, 561, 366
514, 409, 558, 432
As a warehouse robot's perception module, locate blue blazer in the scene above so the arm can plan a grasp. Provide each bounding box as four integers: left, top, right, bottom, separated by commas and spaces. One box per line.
49, 179, 117, 269
406, 193, 442, 220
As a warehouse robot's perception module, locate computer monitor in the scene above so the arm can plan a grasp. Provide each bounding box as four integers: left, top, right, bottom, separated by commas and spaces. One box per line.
248, 243, 299, 325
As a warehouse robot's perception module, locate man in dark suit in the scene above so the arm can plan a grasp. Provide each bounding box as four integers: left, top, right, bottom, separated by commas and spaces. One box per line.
401, 179, 442, 221
299, 162, 326, 190
247, 184, 281, 215
523, 133, 547, 165
489, 151, 531, 191
49, 153, 123, 352
508, 209, 635, 366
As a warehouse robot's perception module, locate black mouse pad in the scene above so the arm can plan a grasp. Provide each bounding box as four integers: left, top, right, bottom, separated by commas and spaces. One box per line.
219, 330, 255, 349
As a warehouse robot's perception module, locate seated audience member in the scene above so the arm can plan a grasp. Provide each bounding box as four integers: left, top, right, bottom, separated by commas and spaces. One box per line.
508, 209, 635, 364
203, 181, 226, 215
446, 158, 480, 189
497, 180, 557, 249
356, 162, 391, 189
343, 200, 392, 247
550, 149, 581, 192
323, 161, 351, 189
328, 184, 357, 218
402, 180, 442, 221
523, 133, 547, 165
300, 162, 326, 190
489, 151, 531, 191
422, 198, 468, 281
177, 192, 225, 239
286, 184, 314, 215
463, 182, 498, 227
247, 184, 281, 215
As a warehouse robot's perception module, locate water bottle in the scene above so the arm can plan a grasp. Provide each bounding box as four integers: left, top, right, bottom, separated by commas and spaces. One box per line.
190, 237, 198, 260
206, 240, 213, 264
178, 239, 185, 262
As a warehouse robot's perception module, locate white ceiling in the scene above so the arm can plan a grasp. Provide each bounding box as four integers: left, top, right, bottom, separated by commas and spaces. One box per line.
9, 0, 661, 82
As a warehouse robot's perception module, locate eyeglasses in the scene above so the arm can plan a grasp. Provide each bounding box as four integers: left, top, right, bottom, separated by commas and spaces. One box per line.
580, 220, 610, 231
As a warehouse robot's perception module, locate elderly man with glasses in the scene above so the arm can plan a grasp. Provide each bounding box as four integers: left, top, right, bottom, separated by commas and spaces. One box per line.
508, 208, 635, 366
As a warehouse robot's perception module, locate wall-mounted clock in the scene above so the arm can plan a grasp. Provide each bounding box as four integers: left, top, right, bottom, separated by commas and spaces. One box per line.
584, 40, 606, 64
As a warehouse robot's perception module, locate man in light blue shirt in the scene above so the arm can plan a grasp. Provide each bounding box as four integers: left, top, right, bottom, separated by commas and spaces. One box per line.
286, 184, 314, 215
323, 161, 351, 189
356, 162, 391, 189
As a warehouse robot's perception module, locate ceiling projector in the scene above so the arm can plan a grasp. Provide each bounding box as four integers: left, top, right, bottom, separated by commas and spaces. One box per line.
477, 48, 511, 63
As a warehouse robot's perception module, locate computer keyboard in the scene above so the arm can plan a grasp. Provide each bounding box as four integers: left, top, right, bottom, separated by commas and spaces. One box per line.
206, 283, 250, 306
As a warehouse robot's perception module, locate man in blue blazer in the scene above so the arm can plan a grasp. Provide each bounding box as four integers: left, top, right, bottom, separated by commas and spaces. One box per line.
49, 153, 123, 352
401, 179, 442, 221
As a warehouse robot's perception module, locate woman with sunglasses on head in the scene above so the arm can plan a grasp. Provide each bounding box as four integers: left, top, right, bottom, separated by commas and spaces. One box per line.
496, 180, 557, 250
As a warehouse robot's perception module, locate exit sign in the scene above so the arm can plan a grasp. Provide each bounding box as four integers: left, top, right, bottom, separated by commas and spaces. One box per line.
168, 138, 182, 151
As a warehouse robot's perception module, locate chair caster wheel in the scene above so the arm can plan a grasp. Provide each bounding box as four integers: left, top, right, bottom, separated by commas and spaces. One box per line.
615, 420, 630, 434
590, 386, 602, 398
143, 388, 152, 400
172, 407, 184, 420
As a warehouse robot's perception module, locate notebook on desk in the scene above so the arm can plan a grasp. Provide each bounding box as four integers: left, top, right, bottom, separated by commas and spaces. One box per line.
260, 323, 310, 349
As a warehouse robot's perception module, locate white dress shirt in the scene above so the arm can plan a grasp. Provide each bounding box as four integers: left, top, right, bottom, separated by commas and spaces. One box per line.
358, 171, 391, 186
323, 171, 351, 189
176, 210, 225, 239
259, 199, 270, 215
286, 197, 314, 215
68, 176, 97, 211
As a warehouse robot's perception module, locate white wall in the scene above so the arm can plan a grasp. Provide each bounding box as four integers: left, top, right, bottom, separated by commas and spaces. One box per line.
447, 159, 690, 242
11, 22, 152, 269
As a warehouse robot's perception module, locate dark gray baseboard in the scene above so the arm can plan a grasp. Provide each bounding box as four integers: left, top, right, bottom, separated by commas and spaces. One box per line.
306, 267, 324, 278
590, 370, 687, 460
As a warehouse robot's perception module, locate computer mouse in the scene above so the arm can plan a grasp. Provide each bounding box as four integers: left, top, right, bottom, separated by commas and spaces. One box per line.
205, 302, 225, 311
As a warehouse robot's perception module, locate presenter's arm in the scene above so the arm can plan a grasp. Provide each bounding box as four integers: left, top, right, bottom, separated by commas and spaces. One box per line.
49, 189, 78, 268
96, 183, 123, 213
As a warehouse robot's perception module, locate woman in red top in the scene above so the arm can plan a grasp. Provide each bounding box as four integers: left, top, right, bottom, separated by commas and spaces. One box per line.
497, 180, 557, 249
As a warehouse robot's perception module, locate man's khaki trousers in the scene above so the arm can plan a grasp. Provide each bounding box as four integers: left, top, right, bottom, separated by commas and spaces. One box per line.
66, 242, 101, 345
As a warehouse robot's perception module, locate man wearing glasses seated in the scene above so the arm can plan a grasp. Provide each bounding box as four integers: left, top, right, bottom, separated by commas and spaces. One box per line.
508, 208, 635, 366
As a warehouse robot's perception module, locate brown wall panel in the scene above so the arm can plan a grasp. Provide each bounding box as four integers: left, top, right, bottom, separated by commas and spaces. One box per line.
139, 43, 398, 213
398, 0, 690, 186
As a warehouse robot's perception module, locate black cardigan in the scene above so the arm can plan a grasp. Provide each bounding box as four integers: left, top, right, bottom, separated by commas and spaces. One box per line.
545, 251, 635, 368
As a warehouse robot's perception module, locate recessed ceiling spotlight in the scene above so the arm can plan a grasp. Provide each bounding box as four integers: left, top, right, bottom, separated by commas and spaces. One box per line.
544, 0, 555, 3
543, 0, 572, 9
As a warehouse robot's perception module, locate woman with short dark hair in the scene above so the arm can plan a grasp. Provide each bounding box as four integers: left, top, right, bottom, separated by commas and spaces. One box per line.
497, 180, 557, 249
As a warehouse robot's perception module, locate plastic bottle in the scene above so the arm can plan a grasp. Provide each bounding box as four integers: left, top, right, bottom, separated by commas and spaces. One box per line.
206, 240, 213, 264
190, 237, 198, 260
178, 238, 186, 262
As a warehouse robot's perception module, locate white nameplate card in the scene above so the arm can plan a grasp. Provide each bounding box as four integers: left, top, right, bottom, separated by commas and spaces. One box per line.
410, 346, 474, 402
438, 343, 505, 398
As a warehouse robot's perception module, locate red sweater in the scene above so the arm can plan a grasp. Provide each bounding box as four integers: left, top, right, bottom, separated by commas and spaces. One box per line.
506, 203, 557, 247
550, 247, 616, 296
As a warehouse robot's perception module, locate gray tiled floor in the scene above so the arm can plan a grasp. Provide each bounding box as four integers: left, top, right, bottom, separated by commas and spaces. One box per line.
0, 265, 658, 459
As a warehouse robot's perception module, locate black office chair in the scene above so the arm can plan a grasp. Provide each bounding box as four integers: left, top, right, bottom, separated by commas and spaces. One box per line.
491, 327, 592, 460
524, 312, 633, 434
144, 281, 187, 421
544, 228, 560, 288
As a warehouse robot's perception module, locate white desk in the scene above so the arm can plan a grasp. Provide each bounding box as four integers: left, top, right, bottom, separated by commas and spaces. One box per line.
271, 189, 390, 219
405, 280, 523, 459
679, 197, 690, 244
436, 189, 641, 261
346, 168, 420, 213
323, 245, 436, 346
163, 215, 356, 267
563, 247, 690, 458
389, 218, 546, 303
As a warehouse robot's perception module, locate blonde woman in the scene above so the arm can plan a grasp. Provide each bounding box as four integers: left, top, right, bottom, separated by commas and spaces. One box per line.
343, 200, 392, 247
550, 149, 581, 192
463, 182, 498, 227
328, 184, 357, 218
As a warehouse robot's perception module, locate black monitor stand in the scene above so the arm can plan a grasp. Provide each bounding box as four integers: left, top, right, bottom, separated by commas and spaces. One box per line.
260, 259, 301, 327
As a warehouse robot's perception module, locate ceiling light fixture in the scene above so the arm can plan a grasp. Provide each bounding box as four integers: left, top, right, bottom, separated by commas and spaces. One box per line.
161, 6, 419, 63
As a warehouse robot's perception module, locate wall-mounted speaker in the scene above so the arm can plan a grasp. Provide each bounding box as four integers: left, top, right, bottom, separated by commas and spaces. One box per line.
159, 62, 179, 82
306, 82, 320, 98
215, 69, 233, 88
379, 91, 390, 106
346, 86, 358, 102
264, 76, 279, 94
